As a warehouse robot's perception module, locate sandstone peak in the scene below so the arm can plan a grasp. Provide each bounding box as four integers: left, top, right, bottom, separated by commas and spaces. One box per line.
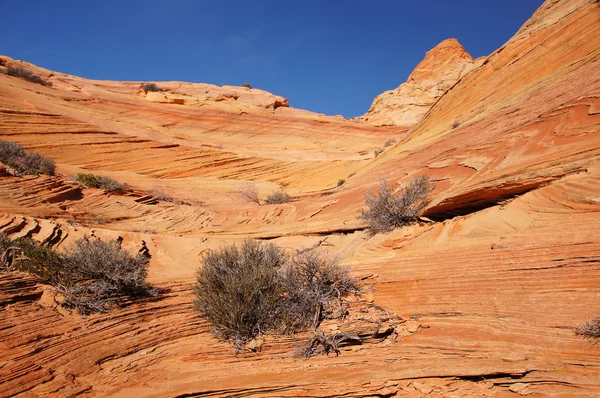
407, 38, 472, 83
360, 38, 483, 127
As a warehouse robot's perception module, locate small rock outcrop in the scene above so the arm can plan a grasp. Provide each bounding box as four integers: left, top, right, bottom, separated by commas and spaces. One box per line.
361, 38, 484, 127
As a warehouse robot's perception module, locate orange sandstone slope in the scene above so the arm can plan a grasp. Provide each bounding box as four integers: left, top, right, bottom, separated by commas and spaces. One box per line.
360, 38, 485, 127
1, 0, 600, 396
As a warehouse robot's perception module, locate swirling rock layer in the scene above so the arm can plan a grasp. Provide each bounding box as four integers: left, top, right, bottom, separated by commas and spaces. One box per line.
1, 0, 600, 396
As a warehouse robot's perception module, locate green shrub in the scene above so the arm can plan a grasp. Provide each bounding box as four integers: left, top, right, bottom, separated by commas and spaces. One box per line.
73, 173, 124, 192
360, 175, 434, 234
6, 66, 52, 87
265, 191, 291, 204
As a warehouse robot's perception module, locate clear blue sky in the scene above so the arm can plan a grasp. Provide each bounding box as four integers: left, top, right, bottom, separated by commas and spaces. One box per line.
0, 0, 543, 117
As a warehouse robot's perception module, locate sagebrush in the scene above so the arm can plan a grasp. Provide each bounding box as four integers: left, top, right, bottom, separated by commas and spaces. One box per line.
72, 173, 124, 192
575, 316, 600, 340
142, 83, 162, 93
193, 240, 359, 352
360, 175, 434, 233
6, 66, 52, 87
265, 191, 291, 204
0, 140, 56, 175
1, 234, 153, 314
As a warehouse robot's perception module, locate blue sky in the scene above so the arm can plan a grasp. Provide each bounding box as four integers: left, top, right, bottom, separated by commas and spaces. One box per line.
0, 0, 543, 117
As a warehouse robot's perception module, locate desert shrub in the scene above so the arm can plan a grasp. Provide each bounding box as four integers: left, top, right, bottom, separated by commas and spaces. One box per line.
279, 249, 358, 331
4, 236, 152, 314
452, 121, 461, 129
373, 148, 384, 157
0, 140, 56, 175
359, 150, 369, 156
0, 140, 25, 162
142, 83, 162, 93
9, 237, 69, 284
575, 316, 600, 340
73, 173, 124, 192
241, 83, 252, 89
337, 179, 345, 187
384, 138, 396, 147
152, 185, 188, 204
265, 191, 291, 204
360, 175, 435, 234
239, 184, 261, 205
193, 240, 286, 350
7, 66, 52, 87
193, 241, 359, 352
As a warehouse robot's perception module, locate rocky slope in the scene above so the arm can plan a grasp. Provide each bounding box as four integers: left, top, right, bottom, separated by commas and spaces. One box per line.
360, 38, 485, 127
1, 0, 600, 396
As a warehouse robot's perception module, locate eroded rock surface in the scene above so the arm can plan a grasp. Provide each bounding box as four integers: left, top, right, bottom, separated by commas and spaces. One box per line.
1, 0, 600, 396
361, 38, 485, 126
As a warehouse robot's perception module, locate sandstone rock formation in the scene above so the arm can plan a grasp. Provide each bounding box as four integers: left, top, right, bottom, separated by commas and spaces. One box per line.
361, 38, 485, 126
1, 0, 600, 396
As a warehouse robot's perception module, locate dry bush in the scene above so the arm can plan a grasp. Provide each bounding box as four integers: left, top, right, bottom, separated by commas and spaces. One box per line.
239, 184, 261, 205
384, 138, 396, 147
359, 150, 369, 156
73, 173, 124, 192
4, 235, 153, 314
452, 121, 461, 129
193, 240, 286, 351
0, 141, 25, 162
360, 175, 434, 234
7, 66, 52, 87
337, 179, 345, 187
193, 241, 359, 352
142, 83, 162, 93
279, 249, 358, 331
373, 148, 384, 157
0, 140, 56, 175
575, 316, 600, 340
241, 83, 252, 89
265, 191, 291, 204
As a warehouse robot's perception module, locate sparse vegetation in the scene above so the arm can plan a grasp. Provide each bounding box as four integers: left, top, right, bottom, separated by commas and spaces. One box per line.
240, 184, 261, 205
0, 140, 56, 175
337, 179, 345, 187
6, 66, 52, 87
384, 138, 396, 147
241, 83, 252, 89
142, 83, 162, 93
359, 150, 369, 156
72, 173, 124, 192
360, 175, 435, 234
193, 240, 359, 352
575, 316, 600, 340
374, 148, 384, 157
1, 234, 153, 314
152, 186, 188, 205
452, 121, 461, 129
265, 191, 291, 204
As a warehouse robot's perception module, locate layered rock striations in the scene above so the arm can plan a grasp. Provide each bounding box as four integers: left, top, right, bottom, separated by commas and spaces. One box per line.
1, 0, 600, 396
361, 38, 485, 126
